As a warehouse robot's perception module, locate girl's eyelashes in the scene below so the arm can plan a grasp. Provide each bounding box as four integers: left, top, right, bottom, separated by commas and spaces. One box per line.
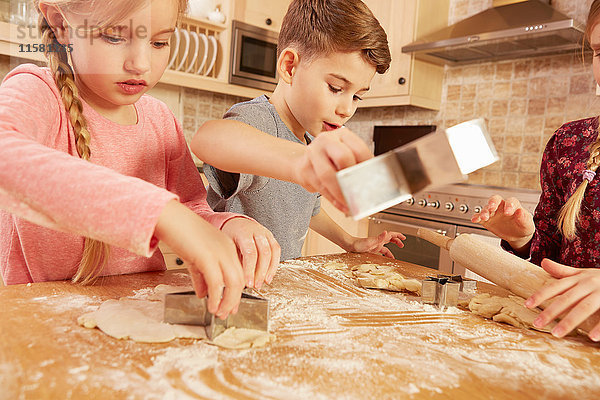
353, 95, 363, 101
328, 84, 342, 93
102, 34, 125, 44
152, 41, 169, 49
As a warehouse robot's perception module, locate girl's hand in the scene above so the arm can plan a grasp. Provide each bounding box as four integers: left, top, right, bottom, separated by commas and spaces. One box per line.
154, 200, 245, 319
471, 195, 535, 252
220, 217, 281, 289
348, 231, 406, 259
294, 127, 372, 213
525, 259, 600, 341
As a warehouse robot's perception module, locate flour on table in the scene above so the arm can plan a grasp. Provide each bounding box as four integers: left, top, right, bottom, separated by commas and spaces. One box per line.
323, 261, 422, 294
467, 293, 558, 334
78, 285, 273, 348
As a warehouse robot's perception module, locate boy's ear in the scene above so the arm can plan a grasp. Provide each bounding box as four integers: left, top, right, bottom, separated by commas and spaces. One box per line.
277, 48, 300, 84
38, 4, 70, 45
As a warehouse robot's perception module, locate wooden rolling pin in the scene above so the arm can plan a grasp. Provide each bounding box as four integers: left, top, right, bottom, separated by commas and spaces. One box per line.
417, 228, 600, 335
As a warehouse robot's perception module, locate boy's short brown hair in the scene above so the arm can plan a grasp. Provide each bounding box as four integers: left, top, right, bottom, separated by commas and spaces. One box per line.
278, 0, 391, 74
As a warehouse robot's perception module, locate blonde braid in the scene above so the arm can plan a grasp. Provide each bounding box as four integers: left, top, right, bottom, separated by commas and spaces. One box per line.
557, 124, 600, 241
39, 11, 109, 284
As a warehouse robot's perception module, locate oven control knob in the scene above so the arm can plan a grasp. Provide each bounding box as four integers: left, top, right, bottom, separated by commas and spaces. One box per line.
406, 198, 415, 205
444, 202, 454, 211
417, 199, 427, 207
426, 201, 440, 209
458, 204, 469, 213
474, 206, 482, 213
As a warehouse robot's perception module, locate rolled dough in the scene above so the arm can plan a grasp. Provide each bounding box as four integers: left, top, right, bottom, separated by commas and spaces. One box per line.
467, 293, 558, 334
323, 261, 422, 294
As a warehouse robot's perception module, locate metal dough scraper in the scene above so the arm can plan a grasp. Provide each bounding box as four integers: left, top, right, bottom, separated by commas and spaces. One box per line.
163, 290, 270, 340
337, 118, 498, 220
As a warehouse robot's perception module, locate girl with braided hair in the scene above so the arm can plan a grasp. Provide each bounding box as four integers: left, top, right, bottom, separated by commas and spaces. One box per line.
471, 0, 600, 341
0, 0, 284, 319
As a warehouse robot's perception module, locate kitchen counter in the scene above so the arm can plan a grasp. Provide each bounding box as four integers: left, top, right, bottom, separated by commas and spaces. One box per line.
1, 253, 599, 399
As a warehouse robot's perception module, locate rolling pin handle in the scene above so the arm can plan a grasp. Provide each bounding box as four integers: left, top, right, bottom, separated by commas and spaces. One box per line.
417, 228, 453, 250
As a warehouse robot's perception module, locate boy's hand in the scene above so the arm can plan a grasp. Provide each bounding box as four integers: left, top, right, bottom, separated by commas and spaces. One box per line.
470, 195, 535, 252
348, 231, 406, 258
296, 127, 372, 213
154, 200, 245, 319
220, 217, 281, 289
525, 259, 600, 341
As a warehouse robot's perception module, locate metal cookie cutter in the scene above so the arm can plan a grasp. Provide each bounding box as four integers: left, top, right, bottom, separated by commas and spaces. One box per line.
421, 276, 460, 309
437, 274, 477, 293
163, 290, 270, 340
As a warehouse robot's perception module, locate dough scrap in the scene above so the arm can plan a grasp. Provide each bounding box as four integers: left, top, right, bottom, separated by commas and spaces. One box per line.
210, 327, 274, 349
468, 293, 558, 333
322, 261, 421, 294
78, 286, 273, 348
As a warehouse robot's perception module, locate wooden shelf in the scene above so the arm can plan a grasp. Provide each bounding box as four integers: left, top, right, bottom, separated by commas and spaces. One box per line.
179, 15, 227, 31
161, 69, 266, 98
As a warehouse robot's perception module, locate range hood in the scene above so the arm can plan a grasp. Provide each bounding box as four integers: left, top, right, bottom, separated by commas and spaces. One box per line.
402, 0, 585, 65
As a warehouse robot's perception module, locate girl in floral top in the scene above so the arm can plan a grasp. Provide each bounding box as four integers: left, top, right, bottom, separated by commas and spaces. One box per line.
471, 0, 600, 342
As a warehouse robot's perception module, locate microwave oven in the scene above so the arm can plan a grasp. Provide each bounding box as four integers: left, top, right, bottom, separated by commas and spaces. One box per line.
229, 20, 279, 91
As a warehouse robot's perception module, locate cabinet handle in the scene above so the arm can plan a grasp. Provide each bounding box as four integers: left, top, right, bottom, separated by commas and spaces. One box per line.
175, 257, 184, 266
265, 18, 272, 26
398, 77, 406, 85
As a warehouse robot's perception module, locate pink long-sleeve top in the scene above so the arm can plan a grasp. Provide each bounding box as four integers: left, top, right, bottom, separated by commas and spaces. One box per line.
0, 64, 241, 285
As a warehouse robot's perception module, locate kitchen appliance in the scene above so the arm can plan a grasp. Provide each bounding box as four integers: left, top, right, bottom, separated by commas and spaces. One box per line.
417, 228, 600, 335
337, 119, 499, 220
402, 0, 585, 65
367, 183, 541, 280
229, 20, 278, 91
163, 290, 270, 340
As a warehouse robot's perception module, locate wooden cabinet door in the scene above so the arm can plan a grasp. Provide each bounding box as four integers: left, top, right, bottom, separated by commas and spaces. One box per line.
236, 0, 291, 32
363, 0, 415, 99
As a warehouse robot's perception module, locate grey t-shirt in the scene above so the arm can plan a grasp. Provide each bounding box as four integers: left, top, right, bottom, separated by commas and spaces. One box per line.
204, 95, 321, 261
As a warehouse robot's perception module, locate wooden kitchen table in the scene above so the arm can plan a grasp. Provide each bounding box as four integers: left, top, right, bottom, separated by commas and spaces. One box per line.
1, 253, 599, 400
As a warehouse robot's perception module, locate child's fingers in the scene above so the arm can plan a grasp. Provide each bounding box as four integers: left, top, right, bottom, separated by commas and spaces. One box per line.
337, 127, 372, 163
323, 133, 361, 171
503, 197, 521, 215
252, 235, 272, 289
525, 274, 578, 309
307, 150, 347, 211
588, 320, 600, 342
233, 235, 258, 288
550, 292, 600, 338
380, 246, 394, 258
189, 270, 208, 298
540, 258, 581, 279
265, 234, 280, 285
202, 264, 225, 316
531, 281, 589, 327
215, 262, 245, 319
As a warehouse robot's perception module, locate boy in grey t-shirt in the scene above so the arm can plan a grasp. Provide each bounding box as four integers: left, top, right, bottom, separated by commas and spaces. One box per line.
195, 0, 406, 287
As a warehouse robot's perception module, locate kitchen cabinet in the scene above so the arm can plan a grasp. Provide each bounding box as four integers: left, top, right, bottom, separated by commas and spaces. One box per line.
232, 0, 291, 32
361, 0, 449, 110
302, 198, 369, 257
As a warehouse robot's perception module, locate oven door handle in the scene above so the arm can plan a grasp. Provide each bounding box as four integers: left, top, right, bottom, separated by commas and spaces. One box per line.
368, 216, 448, 236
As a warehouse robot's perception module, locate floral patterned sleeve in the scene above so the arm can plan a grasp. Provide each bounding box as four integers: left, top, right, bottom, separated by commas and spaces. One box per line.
528, 132, 564, 266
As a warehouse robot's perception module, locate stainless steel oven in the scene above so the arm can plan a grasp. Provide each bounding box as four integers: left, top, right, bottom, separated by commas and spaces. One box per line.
368, 183, 540, 282
229, 20, 279, 91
